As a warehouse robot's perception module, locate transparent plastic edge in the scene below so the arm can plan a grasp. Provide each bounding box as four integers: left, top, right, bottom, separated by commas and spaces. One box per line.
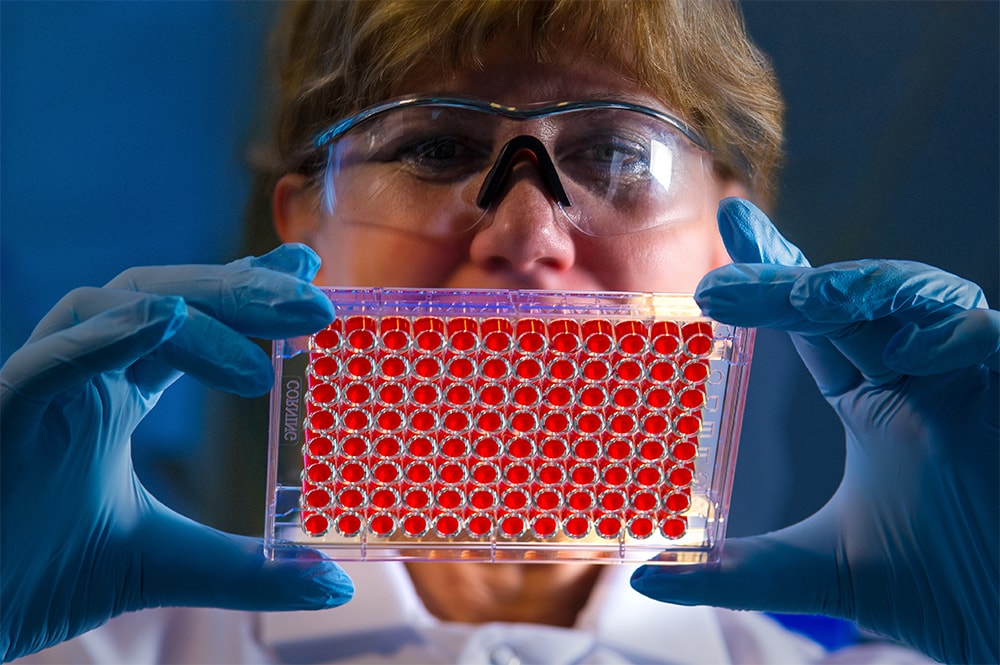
265, 336, 310, 560
704, 325, 756, 564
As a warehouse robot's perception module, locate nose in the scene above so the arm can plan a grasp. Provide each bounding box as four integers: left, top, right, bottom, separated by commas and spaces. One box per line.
468, 136, 576, 275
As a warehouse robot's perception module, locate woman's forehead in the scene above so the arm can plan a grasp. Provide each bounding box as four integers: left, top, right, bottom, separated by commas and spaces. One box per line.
389, 43, 667, 113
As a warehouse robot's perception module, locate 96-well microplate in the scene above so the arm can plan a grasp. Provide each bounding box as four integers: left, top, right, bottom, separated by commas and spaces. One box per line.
266, 288, 753, 565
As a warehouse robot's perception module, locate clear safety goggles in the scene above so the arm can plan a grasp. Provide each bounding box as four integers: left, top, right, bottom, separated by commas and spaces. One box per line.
314, 97, 713, 238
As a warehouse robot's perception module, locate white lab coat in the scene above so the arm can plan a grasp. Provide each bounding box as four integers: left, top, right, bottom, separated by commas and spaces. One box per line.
16, 562, 931, 664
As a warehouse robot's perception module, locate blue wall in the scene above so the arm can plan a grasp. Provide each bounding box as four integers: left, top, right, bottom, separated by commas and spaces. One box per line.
2, 2, 275, 478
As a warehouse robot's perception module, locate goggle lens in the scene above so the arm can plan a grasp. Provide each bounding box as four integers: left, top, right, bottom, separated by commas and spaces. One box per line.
319, 100, 712, 237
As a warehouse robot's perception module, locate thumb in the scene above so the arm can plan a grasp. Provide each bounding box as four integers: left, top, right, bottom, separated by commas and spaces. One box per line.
630, 513, 845, 619
716, 197, 811, 268
139, 507, 353, 612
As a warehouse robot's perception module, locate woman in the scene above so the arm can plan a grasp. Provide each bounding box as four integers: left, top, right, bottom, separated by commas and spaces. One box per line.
4, 2, 995, 663
264, 0, 765, 633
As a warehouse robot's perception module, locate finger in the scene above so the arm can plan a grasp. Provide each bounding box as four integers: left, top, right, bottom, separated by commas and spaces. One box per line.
787, 261, 990, 386
13, 287, 272, 398
789, 260, 988, 328
249, 243, 324, 281
696, 264, 840, 334
28, 285, 189, 345
696, 264, 876, 394
716, 197, 811, 267
629, 515, 845, 620
140, 508, 354, 612
885, 309, 1000, 375
105, 245, 334, 339
1, 292, 186, 435
132, 307, 274, 397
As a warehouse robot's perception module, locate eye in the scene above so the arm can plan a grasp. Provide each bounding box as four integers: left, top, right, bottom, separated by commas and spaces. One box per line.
559, 136, 651, 185
587, 141, 650, 174
392, 135, 492, 181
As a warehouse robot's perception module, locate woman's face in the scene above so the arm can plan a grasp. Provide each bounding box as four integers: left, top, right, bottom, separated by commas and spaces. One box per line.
275, 44, 744, 293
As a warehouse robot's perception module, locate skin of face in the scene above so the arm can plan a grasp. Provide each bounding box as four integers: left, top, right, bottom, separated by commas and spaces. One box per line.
272, 41, 747, 627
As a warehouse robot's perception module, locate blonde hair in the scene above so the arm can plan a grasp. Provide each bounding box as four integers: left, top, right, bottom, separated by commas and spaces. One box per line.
264, 0, 784, 206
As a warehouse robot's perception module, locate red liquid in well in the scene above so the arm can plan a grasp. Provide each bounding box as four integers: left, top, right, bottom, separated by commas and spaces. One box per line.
516, 319, 546, 353
600, 490, 626, 511
405, 462, 432, 483
468, 515, 493, 536
314, 328, 342, 350
472, 464, 500, 485
306, 488, 331, 508
414, 357, 443, 379
410, 410, 437, 432
505, 464, 531, 485
312, 356, 339, 377
374, 436, 401, 457
403, 515, 427, 536
567, 490, 594, 511
482, 319, 513, 353
597, 517, 622, 538
470, 488, 496, 509
510, 411, 537, 433
408, 437, 434, 458
370, 488, 396, 509
534, 489, 561, 511
573, 438, 599, 460
404, 488, 430, 509
310, 411, 335, 430
308, 436, 334, 457
501, 515, 526, 537
372, 462, 399, 484
533, 516, 558, 537
337, 514, 361, 537
307, 463, 333, 484
564, 516, 589, 538
370, 514, 395, 536
436, 515, 460, 536
338, 488, 364, 509
300, 311, 716, 547
474, 438, 501, 459
414, 316, 445, 351
541, 438, 567, 459
447, 317, 478, 352
440, 437, 468, 458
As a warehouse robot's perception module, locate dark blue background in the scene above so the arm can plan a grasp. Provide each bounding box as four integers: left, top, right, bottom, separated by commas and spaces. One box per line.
2, 1, 275, 465
2, 2, 997, 537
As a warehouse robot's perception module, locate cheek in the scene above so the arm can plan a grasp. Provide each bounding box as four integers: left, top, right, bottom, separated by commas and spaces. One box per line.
309, 223, 470, 287
580, 219, 728, 293
583, 174, 739, 293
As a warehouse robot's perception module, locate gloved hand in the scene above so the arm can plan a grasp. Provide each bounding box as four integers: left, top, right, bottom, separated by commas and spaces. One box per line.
1, 244, 354, 663
631, 198, 999, 664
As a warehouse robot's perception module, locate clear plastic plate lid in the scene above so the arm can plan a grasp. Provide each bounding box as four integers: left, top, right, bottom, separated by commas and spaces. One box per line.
266, 288, 754, 565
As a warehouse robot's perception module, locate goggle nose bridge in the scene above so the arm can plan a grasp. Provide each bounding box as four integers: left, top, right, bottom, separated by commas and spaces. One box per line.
475, 135, 572, 210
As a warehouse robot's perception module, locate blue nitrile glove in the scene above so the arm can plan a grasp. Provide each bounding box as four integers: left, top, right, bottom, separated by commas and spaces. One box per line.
1, 244, 354, 663
631, 198, 999, 664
